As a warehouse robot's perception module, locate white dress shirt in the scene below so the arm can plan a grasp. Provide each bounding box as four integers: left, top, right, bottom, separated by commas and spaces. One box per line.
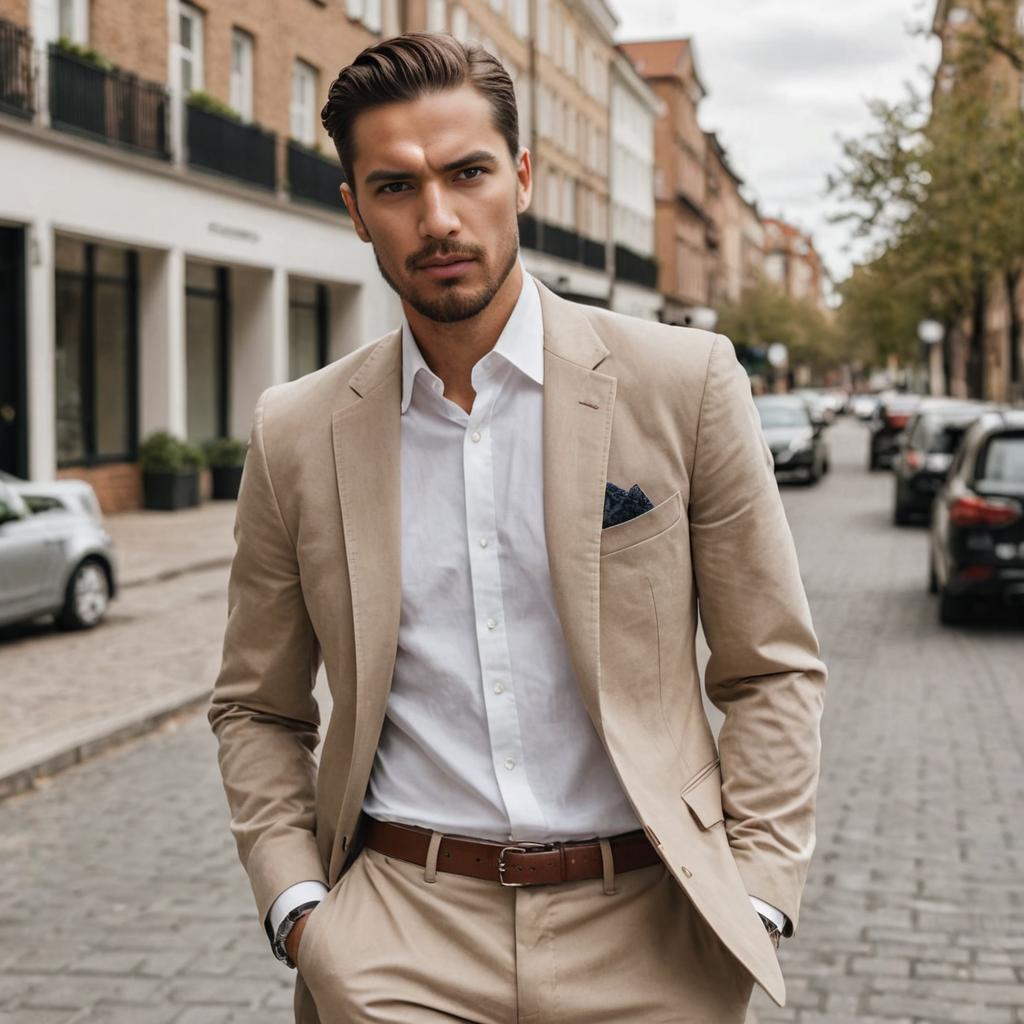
267, 263, 787, 942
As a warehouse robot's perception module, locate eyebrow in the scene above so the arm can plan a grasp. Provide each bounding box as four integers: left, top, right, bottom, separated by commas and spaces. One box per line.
363, 150, 500, 187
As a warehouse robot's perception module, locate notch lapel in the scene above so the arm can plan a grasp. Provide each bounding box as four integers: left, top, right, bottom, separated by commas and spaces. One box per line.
536, 280, 616, 735
329, 329, 403, 868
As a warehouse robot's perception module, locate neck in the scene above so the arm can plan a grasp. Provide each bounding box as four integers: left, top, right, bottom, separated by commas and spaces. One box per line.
403, 261, 524, 405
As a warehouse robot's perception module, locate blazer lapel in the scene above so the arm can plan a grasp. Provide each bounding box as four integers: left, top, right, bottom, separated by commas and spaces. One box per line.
535, 280, 616, 735
330, 329, 403, 832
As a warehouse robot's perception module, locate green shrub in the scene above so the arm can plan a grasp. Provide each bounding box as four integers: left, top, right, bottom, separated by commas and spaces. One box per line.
202, 436, 248, 468
188, 90, 242, 122
55, 36, 115, 71
139, 431, 205, 473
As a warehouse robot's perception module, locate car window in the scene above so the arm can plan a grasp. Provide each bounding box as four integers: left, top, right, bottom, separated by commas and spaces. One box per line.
0, 484, 29, 523
977, 434, 1024, 485
930, 425, 968, 455
22, 494, 65, 515
756, 404, 810, 428
908, 416, 929, 448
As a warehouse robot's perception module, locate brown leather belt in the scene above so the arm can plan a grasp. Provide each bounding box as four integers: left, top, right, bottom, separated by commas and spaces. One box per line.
363, 816, 661, 887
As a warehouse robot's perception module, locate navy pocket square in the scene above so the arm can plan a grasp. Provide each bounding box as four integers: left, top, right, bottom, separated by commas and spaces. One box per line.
603, 482, 655, 529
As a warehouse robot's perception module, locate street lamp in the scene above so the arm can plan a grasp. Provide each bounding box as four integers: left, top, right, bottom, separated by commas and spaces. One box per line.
918, 319, 945, 396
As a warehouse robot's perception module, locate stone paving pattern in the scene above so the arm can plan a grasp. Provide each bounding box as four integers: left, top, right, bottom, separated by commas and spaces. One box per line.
1, 419, 1022, 1023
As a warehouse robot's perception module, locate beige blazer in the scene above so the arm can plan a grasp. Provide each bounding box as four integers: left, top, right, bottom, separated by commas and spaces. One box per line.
209, 280, 827, 1012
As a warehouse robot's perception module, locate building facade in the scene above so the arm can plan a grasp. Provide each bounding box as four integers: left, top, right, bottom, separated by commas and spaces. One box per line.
0, 0, 404, 509
762, 217, 828, 311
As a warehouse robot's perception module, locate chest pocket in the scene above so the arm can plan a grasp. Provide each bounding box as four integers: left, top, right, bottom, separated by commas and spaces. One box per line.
600, 489, 682, 557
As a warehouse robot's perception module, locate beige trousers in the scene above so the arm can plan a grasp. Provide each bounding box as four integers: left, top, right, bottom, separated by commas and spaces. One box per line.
294, 831, 756, 1024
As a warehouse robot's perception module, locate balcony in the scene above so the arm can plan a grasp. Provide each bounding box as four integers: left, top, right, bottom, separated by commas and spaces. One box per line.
0, 18, 34, 119
48, 45, 169, 159
614, 245, 659, 289
186, 100, 276, 191
287, 139, 348, 213
518, 214, 607, 271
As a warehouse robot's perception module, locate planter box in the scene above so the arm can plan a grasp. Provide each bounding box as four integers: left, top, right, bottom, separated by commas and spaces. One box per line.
142, 470, 200, 510
210, 465, 243, 500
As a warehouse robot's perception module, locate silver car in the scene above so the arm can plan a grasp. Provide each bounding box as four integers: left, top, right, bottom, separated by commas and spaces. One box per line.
0, 477, 118, 630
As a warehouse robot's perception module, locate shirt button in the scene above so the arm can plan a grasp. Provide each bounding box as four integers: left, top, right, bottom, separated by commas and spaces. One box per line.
504, 758, 516, 771
486, 617, 498, 630
493, 682, 504, 694
479, 537, 488, 548
470, 430, 481, 443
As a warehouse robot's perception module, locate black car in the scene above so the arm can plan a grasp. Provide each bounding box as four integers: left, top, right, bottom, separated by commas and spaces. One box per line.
868, 392, 921, 470
929, 410, 1024, 624
754, 395, 830, 484
892, 401, 991, 525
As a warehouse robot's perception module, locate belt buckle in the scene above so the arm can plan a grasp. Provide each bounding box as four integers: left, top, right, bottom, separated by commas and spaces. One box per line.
498, 841, 555, 887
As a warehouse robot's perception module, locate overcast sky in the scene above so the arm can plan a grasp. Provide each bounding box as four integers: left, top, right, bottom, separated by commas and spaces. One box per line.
606, 0, 943, 283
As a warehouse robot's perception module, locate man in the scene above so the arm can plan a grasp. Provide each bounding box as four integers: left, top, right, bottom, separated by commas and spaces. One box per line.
209, 32, 826, 1024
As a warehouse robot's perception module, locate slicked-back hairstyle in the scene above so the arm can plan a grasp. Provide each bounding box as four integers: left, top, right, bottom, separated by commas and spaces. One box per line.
321, 32, 519, 198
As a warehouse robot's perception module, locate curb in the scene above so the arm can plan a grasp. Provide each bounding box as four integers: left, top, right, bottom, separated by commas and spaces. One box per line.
0, 685, 212, 802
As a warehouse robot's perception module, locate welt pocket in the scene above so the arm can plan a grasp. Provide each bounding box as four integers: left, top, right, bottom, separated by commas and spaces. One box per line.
679, 758, 725, 829
600, 489, 682, 557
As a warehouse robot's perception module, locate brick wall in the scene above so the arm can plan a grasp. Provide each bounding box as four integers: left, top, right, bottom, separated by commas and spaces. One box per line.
58, 463, 143, 514
0, 0, 28, 27
90, 0, 168, 85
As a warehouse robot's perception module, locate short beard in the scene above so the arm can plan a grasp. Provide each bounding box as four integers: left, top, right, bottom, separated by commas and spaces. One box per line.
370, 227, 520, 325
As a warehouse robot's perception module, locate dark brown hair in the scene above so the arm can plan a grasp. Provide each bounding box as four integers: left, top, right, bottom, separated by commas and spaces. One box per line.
321, 32, 519, 197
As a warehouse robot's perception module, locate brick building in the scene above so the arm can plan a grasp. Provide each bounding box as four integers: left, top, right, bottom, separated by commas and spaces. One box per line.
762, 217, 828, 310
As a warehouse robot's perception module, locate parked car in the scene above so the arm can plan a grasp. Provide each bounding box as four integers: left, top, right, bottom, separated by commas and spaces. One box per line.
851, 393, 880, 420
892, 401, 992, 525
792, 388, 835, 425
929, 410, 1024, 624
0, 470, 103, 521
868, 392, 921, 470
0, 477, 118, 630
754, 394, 830, 484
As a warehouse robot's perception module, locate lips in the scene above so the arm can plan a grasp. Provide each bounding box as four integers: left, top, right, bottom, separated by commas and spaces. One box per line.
418, 256, 474, 268
418, 258, 476, 280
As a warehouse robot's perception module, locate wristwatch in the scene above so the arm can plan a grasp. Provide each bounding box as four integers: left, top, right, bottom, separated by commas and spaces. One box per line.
758, 913, 783, 950
273, 899, 321, 969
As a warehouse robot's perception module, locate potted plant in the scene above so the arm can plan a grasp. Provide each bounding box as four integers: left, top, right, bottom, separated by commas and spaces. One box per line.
139, 431, 204, 510
202, 437, 248, 500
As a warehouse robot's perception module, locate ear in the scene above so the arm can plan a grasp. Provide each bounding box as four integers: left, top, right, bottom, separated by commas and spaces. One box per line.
515, 147, 532, 214
340, 182, 371, 243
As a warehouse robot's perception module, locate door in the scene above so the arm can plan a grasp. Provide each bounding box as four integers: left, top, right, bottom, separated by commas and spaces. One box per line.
0, 226, 27, 478
0, 483, 62, 623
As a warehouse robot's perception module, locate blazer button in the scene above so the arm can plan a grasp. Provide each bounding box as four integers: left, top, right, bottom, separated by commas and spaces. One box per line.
680, 865, 693, 878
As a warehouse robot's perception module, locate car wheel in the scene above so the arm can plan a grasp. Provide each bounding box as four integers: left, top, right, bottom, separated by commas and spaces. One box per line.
894, 500, 912, 526
938, 587, 970, 626
869, 451, 881, 472
928, 557, 938, 595
57, 558, 110, 630
822, 457, 830, 475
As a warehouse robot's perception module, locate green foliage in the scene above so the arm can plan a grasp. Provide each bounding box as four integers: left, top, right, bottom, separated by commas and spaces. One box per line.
201, 436, 249, 468
139, 431, 207, 473
55, 36, 115, 71
188, 90, 242, 123
717, 277, 840, 374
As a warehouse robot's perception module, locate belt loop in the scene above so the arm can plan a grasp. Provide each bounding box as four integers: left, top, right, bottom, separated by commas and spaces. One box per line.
423, 830, 444, 884
599, 838, 617, 895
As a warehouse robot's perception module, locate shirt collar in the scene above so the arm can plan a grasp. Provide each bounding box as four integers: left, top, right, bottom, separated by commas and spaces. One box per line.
400, 261, 544, 414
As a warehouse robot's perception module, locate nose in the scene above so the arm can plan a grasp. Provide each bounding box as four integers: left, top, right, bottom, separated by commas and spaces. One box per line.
418, 180, 461, 239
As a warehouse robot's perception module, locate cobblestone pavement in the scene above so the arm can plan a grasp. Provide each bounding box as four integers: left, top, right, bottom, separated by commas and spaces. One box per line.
2, 418, 1022, 1023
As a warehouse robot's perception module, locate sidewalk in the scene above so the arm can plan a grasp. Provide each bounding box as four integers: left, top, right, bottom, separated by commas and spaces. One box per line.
0, 500, 240, 800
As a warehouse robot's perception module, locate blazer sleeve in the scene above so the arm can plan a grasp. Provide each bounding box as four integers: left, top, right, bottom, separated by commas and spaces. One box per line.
208, 387, 328, 935
687, 334, 827, 936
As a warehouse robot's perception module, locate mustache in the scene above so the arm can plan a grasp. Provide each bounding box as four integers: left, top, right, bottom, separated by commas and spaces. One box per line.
407, 243, 485, 270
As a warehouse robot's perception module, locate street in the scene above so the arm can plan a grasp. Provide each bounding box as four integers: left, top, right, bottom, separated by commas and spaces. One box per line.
2, 416, 1023, 1023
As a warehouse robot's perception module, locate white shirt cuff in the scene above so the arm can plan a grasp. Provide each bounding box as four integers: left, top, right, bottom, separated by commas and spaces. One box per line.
266, 880, 330, 939
749, 895, 788, 934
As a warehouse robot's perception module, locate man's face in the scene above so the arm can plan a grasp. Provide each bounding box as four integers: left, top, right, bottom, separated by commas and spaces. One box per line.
339, 83, 531, 324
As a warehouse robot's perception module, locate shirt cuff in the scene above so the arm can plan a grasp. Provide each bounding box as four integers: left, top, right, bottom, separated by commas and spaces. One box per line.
266, 880, 330, 941
749, 895, 788, 934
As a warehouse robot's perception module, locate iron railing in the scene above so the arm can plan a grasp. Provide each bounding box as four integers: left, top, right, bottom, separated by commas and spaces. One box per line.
614, 244, 659, 288
287, 139, 348, 212
187, 101, 276, 190
0, 18, 34, 119
48, 45, 169, 158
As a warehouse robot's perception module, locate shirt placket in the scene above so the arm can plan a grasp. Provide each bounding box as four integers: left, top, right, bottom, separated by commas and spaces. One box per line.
462, 361, 548, 839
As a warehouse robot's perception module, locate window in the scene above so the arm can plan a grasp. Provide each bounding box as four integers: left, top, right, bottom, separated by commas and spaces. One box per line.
563, 23, 576, 78
512, 0, 528, 37
55, 238, 138, 467
289, 280, 329, 380
179, 2, 204, 94
451, 5, 468, 41
536, 0, 549, 54
489, 0, 502, 13
229, 29, 254, 122
58, 0, 88, 44
346, 0, 381, 32
185, 262, 229, 445
426, 0, 446, 31
291, 59, 317, 146
562, 176, 575, 229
